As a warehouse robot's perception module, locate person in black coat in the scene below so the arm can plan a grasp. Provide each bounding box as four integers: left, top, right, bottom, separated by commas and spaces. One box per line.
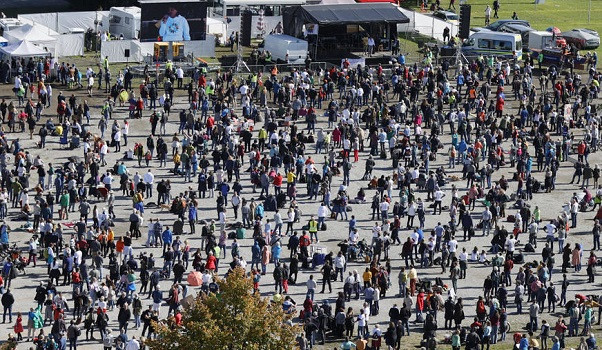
423, 313, 438, 340
388, 304, 400, 324
1, 289, 14, 323
384, 321, 398, 348
444, 297, 455, 329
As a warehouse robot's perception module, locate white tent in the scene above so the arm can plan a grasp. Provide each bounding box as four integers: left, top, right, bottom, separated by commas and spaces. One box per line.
101, 40, 144, 63
18, 11, 110, 34
3, 24, 58, 45
0, 40, 50, 59
207, 18, 227, 44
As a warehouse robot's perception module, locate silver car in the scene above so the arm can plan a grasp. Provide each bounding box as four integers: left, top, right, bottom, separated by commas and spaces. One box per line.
561, 28, 600, 50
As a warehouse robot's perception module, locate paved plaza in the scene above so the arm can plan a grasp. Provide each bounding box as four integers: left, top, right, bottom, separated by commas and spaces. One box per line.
0, 62, 600, 350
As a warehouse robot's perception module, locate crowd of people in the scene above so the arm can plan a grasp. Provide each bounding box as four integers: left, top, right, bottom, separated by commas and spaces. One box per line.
0, 26, 600, 350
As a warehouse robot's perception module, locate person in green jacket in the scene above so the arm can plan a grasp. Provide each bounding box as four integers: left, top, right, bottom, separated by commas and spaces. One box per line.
59, 191, 70, 220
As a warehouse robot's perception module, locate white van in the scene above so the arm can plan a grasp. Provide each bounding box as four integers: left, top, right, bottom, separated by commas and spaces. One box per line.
462, 31, 522, 60
262, 34, 308, 65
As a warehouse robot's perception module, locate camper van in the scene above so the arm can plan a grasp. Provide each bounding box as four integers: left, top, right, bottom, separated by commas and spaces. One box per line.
462, 31, 522, 60
109, 6, 141, 40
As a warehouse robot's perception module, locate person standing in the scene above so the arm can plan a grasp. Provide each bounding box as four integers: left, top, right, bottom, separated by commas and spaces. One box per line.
485, 5, 492, 25
493, 0, 500, 18
1, 288, 14, 323
67, 320, 80, 350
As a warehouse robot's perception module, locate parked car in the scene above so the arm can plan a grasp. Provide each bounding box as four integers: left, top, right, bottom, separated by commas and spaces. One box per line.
472, 19, 530, 33
561, 28, 600, 50
432, 10, 459, 24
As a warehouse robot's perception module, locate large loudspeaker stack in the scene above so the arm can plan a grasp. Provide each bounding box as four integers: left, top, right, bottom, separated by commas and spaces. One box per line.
459, 4, 471, 39
240, 10, 253, 47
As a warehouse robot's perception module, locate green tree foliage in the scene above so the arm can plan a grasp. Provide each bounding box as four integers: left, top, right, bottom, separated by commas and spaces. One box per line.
147, 267, 300, 350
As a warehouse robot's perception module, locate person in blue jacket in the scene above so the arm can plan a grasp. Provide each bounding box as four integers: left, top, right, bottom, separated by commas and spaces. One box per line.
162, 227, 173, 256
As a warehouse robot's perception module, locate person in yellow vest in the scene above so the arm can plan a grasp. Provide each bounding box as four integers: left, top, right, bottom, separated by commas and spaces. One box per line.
166, 60, 173, 71
258, 127, 268, 152
308, 216, 319, 243
251, 73, 258, 89
205, 83, 214, 97
103, 56, 109, 72
286, 169, 296, 192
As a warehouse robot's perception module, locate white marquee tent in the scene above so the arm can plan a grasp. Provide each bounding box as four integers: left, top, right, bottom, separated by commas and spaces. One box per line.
18, 11, 110, 35
0, 40, 51, 60
3, 23, 58, 45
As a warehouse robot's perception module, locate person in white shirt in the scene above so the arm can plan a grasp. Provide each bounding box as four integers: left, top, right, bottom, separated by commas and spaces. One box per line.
380, 200, 390, 222
99, 143, 108, 166
505, 236, 517, 258
334, 252, 346, 281
113, 130, 122, 152
372, 223, 382, 247
545, 221, 557, 245
102, 172, 113, 191
143, 170, 154, 198
306, 275, 317, 301
175, 67, 184, 88
317, 203, 329, 229
434, 187, 445, 215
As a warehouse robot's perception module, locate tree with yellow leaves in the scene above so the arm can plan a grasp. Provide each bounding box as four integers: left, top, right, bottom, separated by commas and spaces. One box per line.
146, 267, 300, 350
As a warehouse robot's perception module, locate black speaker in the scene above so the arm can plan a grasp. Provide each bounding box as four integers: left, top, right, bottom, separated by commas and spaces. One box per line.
124, 49, 130, 58
459, 4, 471, 39
240, 10, 253, 47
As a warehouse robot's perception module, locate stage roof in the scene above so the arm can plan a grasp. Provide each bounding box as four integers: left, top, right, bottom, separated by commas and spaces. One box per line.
296, 3, 409, 25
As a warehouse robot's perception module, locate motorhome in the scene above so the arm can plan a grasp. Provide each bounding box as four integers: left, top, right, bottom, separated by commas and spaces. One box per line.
462, 31, 522, 60
109, 6, 141, 40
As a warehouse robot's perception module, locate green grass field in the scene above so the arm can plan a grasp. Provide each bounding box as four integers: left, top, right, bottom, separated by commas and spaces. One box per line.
403, 0, 602, 56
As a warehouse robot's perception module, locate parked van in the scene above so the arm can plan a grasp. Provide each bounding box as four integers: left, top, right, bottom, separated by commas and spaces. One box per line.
497, 23, 534, 51
462, 31, 522, 60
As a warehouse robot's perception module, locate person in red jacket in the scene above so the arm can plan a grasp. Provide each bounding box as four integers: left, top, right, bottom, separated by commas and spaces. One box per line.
205, 251, 217, 272
416, 290, 425, 320
273, 173, 283, 195
135, 97, 144, 118
495, 95, 505, 118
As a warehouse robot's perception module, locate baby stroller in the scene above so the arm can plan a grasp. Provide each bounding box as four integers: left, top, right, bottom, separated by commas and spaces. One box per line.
356, 239, 373, 262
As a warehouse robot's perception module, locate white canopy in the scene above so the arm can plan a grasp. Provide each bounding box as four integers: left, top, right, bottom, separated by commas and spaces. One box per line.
0, 40, 50, 58
4, 24, 58, 45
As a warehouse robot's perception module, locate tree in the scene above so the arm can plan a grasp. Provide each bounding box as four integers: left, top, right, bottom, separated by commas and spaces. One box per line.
147, 267, 300, 350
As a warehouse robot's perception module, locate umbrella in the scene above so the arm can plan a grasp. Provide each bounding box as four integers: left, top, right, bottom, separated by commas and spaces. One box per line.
256, 9, 266, 38
187, 271, 203, 286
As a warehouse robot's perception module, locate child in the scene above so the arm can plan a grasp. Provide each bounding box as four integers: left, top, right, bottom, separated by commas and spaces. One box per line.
252, 269, 261, 293
13, 312, 23, 341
